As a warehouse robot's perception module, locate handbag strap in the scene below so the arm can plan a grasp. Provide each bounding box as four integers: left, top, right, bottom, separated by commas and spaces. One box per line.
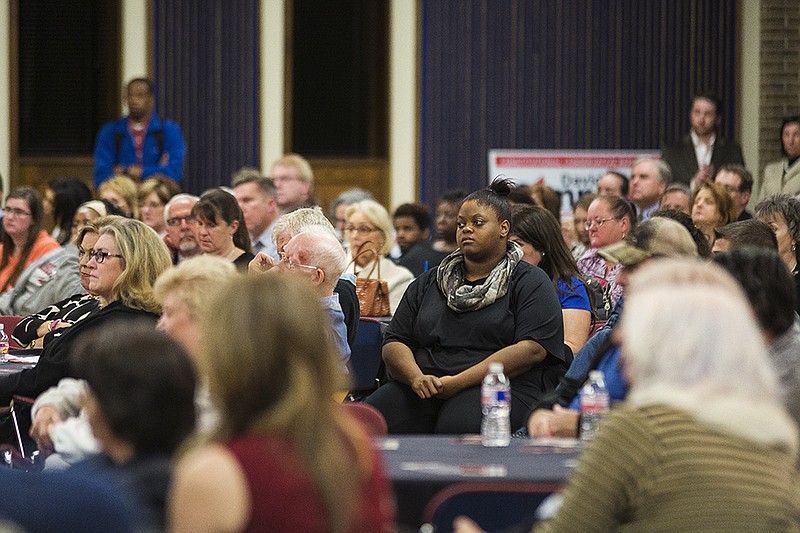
351, 242, 381, 278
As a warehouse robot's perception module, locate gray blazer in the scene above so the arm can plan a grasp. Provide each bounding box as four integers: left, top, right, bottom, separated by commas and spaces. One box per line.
0, 246, 84, 317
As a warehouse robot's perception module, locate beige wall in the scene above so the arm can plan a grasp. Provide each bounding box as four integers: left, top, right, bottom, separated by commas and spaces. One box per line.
121, 0, 149, 113
740, 0, 761, 177
0, 4, 9, 197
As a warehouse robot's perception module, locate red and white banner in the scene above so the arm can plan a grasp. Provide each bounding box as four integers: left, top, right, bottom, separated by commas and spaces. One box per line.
488, 149, 660, 213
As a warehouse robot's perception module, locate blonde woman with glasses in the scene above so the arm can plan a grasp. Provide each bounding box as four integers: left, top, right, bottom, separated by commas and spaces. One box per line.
344, 199, 413, 314
3, 219, 171, 448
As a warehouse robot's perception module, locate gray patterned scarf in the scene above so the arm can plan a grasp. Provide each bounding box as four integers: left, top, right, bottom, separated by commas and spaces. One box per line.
436, 241, 523, 312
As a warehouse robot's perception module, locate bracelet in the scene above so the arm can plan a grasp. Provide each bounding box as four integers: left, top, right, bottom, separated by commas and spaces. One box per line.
50, 319, 61, 332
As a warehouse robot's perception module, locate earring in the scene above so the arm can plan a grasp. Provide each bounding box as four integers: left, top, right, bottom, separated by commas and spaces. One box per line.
793, 243, 797, 252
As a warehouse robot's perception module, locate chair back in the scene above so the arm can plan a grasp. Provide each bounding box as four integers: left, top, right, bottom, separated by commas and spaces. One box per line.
348, 317, 385, 393
342, 402, 388, 436
422, 481, 561, 533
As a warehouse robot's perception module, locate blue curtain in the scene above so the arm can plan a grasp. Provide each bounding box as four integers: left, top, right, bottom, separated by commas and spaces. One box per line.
419, 0, 738, 203
153, 0, 260, 194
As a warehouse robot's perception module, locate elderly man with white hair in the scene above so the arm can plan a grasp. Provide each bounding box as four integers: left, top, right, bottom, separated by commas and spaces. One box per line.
249, 206, 359, 352
163, 193, 200, 264
277, 229, 350, 366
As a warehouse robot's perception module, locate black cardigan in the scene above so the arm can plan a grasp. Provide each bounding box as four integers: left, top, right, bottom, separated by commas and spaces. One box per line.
0, 301, 158, 404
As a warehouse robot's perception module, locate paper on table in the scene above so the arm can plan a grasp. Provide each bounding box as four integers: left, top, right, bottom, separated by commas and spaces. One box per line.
525, 437, 580, 448
5, 355, 39, 364
374, 438, 400, 451
400, 462, 508, 477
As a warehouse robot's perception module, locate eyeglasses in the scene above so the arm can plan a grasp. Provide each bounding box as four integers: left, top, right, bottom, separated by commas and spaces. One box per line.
277, 252, 318, 272
584, 217, 617, 230
344, 225, 378, 235
87, 249, 125, 264
270, 175, 303, 184
5, 208, 31, 218
166, 215, 196, 227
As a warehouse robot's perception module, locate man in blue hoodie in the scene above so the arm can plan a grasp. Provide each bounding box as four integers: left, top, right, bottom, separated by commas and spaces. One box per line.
93, 78, 185, 187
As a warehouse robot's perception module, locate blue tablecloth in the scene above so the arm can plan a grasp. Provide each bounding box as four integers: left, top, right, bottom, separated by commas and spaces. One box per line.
376, 435, 580, 528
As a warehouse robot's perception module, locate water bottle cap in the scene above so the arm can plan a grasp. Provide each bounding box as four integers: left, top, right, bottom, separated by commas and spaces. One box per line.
488, 362, 504, 374
589, 370, 604, 381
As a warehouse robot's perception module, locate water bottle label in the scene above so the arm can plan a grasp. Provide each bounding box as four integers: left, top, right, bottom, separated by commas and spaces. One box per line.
482, 388, 509, 405
581, 402, 607, 413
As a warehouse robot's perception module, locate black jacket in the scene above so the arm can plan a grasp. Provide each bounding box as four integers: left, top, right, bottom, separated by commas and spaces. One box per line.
661, 133, 745, 186
0, 301, 157, 404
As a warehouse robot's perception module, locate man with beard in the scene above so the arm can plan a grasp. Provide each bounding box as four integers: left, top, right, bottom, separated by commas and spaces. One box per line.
163, 194, 200, 264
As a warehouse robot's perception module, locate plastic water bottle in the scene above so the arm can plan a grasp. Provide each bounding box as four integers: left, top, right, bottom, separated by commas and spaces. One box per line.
580, 370, 609, 443
0, 324, 9, 363
481, 362, 511, 447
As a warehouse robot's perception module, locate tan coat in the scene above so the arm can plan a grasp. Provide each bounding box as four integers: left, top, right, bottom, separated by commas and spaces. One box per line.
752, 157, 800, 208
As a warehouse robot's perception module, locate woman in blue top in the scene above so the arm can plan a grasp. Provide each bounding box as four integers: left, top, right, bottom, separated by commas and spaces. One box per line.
510, 205, 592, 355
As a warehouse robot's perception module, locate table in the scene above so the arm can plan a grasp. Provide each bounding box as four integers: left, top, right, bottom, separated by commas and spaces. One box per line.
376, 435, 580, 529
0, 350, 40, 375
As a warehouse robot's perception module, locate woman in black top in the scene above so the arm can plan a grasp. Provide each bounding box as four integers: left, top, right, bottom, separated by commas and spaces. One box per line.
365, 179, 565, 434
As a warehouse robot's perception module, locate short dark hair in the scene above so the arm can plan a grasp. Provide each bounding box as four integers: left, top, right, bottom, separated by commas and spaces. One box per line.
650, 208, 712, 258
662, 183, 690, 197
233, 174, 276, 198
716, 164, 753, 194
462, 177, 514, 223
72, 321, 197, 455
393, 203, 430, 231
127, 78, 154, 95
601, 171, 629, 196
714, 247, 796, 337
780, 115, 800, 158
48, 177, 93, 246
714, 220, 777, 251
231, 167, 262, 187
692, 93, 722, 116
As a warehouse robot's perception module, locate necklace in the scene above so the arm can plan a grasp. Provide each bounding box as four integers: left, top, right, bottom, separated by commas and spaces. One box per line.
223, 247, 240, 261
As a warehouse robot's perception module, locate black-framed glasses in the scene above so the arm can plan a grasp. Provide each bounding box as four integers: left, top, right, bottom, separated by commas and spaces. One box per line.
88, 249, 125, 264
584, 217, 617, 230
166, 215, 196, 227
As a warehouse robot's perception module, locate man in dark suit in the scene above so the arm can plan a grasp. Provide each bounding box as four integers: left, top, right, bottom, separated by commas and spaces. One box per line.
661, 94, 745, 189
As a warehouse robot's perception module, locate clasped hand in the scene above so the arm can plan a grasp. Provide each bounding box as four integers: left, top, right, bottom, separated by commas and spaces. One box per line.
411, 374, 459, 400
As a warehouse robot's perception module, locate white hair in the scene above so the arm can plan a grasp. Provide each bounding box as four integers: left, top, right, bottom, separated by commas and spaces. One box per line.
164, 194, 199, 223
272, 207, 335, 244
290, 229, 347, 287
622, 258, 797, 451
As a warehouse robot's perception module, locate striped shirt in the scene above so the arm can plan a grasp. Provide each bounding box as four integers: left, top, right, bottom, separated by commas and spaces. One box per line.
536, 404, 799, 532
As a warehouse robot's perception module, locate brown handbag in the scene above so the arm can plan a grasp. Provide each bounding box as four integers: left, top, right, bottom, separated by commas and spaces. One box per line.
351, 244, 391, 317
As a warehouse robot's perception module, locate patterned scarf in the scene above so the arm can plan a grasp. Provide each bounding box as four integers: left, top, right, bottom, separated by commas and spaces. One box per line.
436, 241, 523, 312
